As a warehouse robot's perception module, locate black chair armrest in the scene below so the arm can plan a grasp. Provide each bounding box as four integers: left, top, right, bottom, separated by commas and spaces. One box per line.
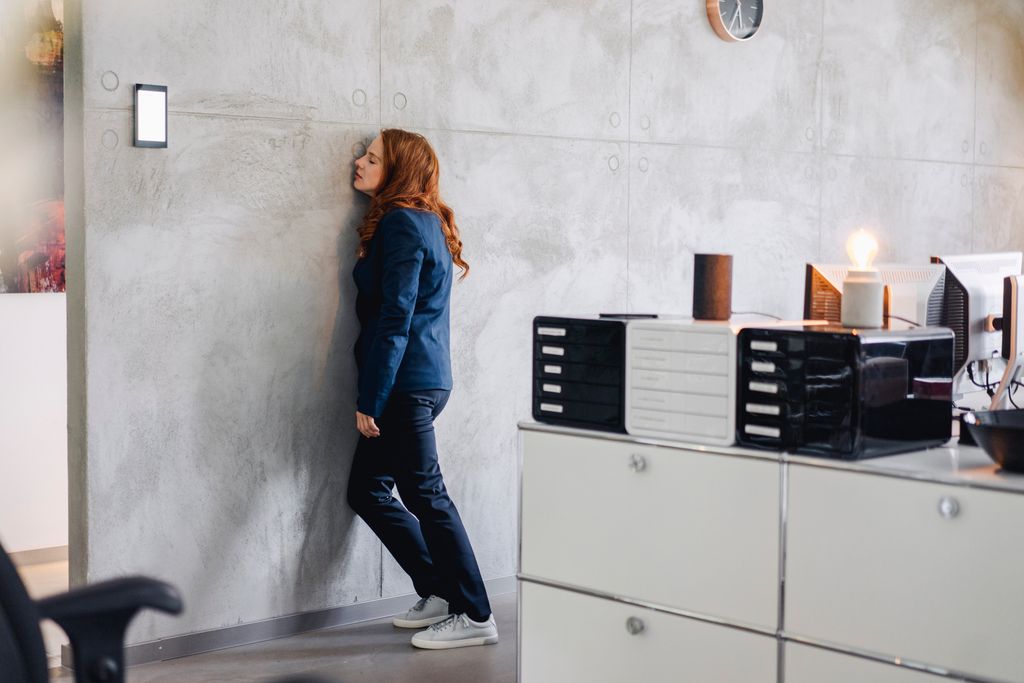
37, 577, 182, 623
36, 577, 182, 683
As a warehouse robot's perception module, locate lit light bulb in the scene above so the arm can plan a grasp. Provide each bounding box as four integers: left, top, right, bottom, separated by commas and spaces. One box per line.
841, 229, 883, 328
846, 229, 879, 270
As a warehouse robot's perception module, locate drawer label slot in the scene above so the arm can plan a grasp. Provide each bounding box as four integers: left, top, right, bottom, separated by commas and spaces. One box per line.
749, 381, 779, 394
746, 403, 781, 416
744, 424, 781, 438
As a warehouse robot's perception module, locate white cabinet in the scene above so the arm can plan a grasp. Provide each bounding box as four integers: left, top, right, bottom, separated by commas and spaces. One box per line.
786, 465, 1024, 683
520, 582, 777, 683
785, 643, 948, 683
520, 424, 1024, 683
520, 430, 779, 630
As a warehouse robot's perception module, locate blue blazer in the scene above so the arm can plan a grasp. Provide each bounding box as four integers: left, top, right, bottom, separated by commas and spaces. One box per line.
353, 207, 454, 417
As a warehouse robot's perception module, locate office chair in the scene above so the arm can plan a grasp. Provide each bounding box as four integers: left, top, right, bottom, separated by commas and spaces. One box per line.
0, 540, 182, 683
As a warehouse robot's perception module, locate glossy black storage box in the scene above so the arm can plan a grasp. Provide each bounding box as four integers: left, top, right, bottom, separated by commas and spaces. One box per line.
737, 325, 955, 459
532, 316, 627, 433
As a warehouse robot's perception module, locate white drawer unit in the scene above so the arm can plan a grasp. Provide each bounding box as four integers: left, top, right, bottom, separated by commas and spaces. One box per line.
785, 643, 949, 683
625, 319, 739, 445
786, 465, 1024, 682
519, 581, 777, 683
520, 430, 780, 630
624, 318, 821, 446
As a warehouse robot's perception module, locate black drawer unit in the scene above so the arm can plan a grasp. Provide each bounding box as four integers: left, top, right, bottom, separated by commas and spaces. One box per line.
736, 325, 954, 459
532, 316, 628, 433
534, 379, 621, 405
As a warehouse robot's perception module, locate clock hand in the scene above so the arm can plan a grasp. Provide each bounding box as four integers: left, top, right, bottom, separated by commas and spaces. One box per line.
729, 3, 742, 33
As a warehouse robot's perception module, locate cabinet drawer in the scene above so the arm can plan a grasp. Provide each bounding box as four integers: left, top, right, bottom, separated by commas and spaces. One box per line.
629, 367, 731, 396
786, 643, 947, 683
532, 398, 624, 432
786, 465, 1024, 682
520, 581, 776, 683
630, 349, 730, 374
534, 317, 624, 346
534, 341, 622, 367
628, 326, 731, 354
534, 379, 620, 405
627, 408, 730, 441
520, 431, 779, 630
535, 360, 621, 387
628, 388, 729, 417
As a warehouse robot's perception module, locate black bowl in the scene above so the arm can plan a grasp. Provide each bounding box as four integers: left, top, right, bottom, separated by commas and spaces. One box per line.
964, 410, 1024, 472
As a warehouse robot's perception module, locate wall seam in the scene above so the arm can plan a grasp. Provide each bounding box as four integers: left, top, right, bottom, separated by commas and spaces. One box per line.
817, 0, 826, 261
82, 107, 378, 128
378, 0, 385, 601
379, 0, 384, 128
971, 0, 979, 253
626, 0, 634, 311
82, 100, 1011, 173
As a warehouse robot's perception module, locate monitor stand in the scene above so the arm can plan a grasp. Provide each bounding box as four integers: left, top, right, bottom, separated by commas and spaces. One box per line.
990, 276, 1024, 412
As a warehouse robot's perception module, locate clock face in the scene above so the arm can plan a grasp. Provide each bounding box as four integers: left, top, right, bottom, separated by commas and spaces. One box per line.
711, 0, 763, 41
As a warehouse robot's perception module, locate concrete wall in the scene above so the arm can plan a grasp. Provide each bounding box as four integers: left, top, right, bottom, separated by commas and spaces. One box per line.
0, 294, 68, 554
64, 0, 1024, 646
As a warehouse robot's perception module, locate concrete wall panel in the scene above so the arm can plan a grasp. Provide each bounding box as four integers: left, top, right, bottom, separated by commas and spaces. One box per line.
975, 0, 1024, 168
380, 0, 631, 139
631, 0, 822, 152
627, 143, 819, 320
821, 0, 975, 162
974, 166, 1024, 253
83, 0, 380, 123
820, 157, 973, 266
82, 110, 381, 641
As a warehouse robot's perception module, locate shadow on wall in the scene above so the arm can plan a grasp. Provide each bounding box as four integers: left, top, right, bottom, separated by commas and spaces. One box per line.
175, 144, 374, 623
292, 199, 369, 606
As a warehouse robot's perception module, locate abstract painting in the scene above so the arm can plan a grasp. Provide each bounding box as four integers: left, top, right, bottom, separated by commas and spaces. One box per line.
0, 0, 65, 294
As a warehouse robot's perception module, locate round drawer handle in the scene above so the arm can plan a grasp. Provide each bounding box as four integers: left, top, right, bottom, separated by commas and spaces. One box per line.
625, 616, 645, 635
628, 454, 647, 473
938, 496, 960, 519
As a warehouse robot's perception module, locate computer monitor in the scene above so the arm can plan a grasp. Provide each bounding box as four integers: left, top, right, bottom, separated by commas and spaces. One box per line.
803, 263, 946, 328
930, 252, 1023, 375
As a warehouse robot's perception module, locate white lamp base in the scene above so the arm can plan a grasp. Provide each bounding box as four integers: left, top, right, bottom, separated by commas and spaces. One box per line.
842, 269, 884, 328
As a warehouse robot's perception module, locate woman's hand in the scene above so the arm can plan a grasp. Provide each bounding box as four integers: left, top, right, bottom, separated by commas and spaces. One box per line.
356, 411, 381, 438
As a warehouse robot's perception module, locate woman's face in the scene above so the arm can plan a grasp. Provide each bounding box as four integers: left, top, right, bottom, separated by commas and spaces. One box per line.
353, 135, 384, 196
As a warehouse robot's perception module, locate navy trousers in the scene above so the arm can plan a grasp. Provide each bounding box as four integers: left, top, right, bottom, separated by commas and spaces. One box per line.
346, 389, 491, 622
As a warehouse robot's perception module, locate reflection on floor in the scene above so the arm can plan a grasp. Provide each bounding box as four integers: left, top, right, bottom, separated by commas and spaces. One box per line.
16, 559, 70, 672
51, 590, 517, 683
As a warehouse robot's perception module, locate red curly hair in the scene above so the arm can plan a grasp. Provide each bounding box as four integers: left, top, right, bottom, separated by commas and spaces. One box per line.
356, 129, 468, 279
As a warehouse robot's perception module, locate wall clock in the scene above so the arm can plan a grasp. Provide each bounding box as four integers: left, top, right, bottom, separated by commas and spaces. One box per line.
706, 0, 763, 42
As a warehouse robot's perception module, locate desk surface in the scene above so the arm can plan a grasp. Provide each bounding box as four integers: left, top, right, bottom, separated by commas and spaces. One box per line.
519, 421, 1024, 495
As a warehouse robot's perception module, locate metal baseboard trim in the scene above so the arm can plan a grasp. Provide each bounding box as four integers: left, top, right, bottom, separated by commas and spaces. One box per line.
60, 575, 516, 669
10, 545, 69, 567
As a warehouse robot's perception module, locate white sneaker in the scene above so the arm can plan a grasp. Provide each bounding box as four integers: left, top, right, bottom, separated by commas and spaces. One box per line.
393, 595, 450, 629
411, 613, 499, 650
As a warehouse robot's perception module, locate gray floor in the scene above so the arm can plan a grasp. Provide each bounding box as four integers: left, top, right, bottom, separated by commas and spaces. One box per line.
17, 559, 69, 670
52, 591, 517, 683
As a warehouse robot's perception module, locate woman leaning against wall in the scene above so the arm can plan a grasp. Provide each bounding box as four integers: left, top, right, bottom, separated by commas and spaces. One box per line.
345, 129, 497, 650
